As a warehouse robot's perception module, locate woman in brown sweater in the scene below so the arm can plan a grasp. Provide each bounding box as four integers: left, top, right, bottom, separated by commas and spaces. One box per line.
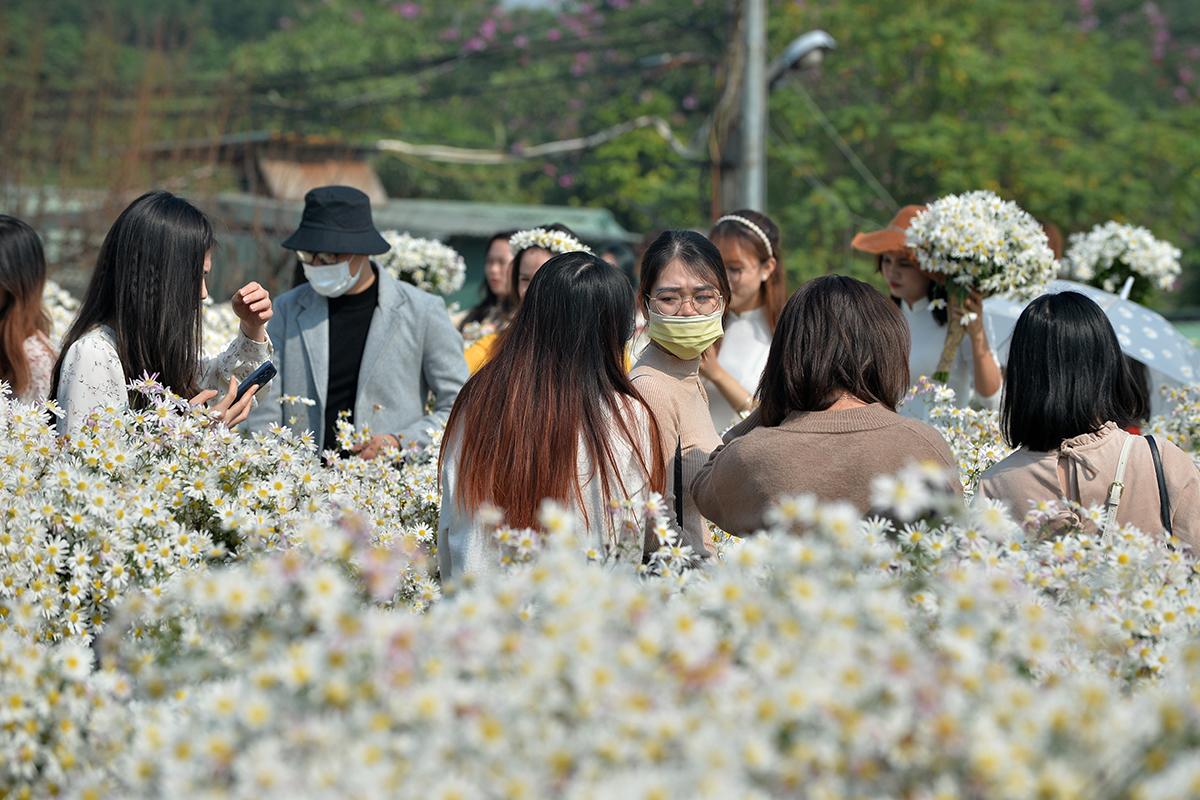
977, 292, 1198, 546
691, 276, 960, 536
630, 230, 731, 556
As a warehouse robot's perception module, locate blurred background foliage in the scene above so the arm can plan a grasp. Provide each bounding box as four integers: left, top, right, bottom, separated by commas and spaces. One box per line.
1, 0, 1198, 309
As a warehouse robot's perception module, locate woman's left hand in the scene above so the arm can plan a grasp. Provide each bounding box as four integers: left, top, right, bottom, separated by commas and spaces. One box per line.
698, 348, 725, 381
951, 290, 987, 341
232, 282, 273, 342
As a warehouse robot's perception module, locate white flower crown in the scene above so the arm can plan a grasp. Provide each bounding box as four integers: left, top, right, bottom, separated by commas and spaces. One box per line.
508, 227, 592, 257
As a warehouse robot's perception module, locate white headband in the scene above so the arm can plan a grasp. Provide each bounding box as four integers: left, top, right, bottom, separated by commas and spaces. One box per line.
715, 214, 774, 260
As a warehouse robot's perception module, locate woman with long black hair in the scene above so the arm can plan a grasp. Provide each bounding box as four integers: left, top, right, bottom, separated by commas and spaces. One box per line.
52, 190, 274, 435
0, 215, 56, 403
457, 230, 515, 335
439, 251, 665, 578
978, 291, 1198, 545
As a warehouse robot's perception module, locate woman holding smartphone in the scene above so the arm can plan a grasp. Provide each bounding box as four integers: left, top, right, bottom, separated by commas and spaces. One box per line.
52, 191, 273, 436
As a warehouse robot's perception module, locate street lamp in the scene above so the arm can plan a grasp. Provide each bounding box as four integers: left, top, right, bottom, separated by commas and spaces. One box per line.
767, 30, 837, 91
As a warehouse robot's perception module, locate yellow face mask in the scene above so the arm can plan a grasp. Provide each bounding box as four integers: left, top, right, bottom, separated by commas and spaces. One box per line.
646, 308, 724, 361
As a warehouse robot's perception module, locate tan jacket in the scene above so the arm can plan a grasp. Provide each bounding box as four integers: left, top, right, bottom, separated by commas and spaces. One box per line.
978, 422, 1200, 548
691, 403, 959, 536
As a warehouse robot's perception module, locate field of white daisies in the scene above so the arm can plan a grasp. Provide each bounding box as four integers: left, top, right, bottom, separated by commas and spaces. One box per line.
2, 288, 1199, 799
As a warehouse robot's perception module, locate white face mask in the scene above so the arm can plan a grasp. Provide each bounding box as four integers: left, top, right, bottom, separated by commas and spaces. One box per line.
303, 258, 361, 298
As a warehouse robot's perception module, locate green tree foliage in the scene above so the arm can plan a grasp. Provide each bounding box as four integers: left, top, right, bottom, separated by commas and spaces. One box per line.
771, 0, 1200, 305
2, 0, 1197, 308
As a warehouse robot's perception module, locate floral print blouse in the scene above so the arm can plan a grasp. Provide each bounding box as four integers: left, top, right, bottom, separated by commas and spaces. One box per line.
55, 325, 272, 436
18, 332, 56, 404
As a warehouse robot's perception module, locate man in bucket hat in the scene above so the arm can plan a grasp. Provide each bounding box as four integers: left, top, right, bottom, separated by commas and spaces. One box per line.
249, 185, 467, 456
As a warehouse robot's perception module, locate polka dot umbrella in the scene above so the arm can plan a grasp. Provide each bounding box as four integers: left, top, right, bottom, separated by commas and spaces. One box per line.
985, 279, 1199, 394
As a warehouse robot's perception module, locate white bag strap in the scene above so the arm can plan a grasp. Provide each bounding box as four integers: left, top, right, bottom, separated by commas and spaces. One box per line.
1102, 434, 1137, 536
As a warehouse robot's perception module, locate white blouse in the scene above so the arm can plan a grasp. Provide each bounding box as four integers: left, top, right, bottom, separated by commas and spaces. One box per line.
705, 306, 773, 433
437, 400, 657, 580
55, 325, 271, 436
899, 297, 1001, 421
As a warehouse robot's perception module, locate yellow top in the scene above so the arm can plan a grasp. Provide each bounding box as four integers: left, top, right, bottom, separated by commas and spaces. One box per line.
464, 333, 499, 375
464, 332, 635, 376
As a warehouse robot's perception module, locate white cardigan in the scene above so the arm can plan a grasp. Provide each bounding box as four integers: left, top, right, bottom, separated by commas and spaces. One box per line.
56, 325, 271, 436
438, 400, 657, 579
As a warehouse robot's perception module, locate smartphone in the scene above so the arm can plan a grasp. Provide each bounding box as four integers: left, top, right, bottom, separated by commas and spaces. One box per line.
234, 361, 277, 403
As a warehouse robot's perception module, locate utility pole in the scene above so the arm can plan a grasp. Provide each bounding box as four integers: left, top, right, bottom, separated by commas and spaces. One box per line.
740, 0, 767, 213
712, 4, 833, 216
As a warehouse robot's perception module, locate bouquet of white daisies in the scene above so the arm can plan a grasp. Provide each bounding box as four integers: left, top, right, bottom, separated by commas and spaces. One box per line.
906, 190, 1056, 381
377, 231, 466, 296
1062, 220, 1181, 304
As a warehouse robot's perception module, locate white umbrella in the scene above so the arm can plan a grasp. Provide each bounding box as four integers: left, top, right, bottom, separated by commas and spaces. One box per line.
985, 280, 1199, 387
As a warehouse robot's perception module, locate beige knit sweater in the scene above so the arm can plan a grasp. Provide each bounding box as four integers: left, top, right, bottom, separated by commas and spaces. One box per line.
630, 343, 722, 556
977, 422, 1200, 548
691, 403, 959, 536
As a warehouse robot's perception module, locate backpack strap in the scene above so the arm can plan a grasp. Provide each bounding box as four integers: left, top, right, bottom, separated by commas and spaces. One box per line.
1144, 434, 1173, 535
674, 437, 685, 529
1102, 434, 1136, 536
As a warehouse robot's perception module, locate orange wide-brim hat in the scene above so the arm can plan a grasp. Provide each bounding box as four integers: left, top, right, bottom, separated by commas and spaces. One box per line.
850, 204, 927, 254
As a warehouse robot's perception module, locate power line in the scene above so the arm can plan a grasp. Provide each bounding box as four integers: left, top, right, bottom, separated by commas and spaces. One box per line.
790, 83, 900, 213
375, 114, 702, 164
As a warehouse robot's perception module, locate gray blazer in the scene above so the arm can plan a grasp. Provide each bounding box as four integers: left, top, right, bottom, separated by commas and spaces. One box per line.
248, 268, 467, 449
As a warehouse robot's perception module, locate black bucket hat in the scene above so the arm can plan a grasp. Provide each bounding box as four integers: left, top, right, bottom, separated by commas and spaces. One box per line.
281, 186, 390, 255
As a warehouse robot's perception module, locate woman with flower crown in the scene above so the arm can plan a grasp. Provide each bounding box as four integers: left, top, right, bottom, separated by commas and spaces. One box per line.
462, 223, 590, 374
438, 251, 665, 578
630, 230, 731, 558
851, 205, 1002, 420
703, 210, 787, 431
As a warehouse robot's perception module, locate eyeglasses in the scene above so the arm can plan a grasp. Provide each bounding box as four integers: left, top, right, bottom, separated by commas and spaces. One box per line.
296, 251, 349, 266
646, 291, 724, 316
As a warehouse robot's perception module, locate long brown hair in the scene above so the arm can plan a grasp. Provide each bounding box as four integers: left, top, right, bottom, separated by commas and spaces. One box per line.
758, 276, 910, 426
0, 215, 52, 397
442, 251, 665, 529
709, 209, 787, 330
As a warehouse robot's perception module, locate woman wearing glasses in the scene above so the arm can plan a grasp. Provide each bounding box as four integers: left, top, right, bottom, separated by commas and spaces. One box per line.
629, 230, 731, 558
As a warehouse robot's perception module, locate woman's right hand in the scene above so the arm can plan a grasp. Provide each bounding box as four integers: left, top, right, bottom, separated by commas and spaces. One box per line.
189, 376, 259, 429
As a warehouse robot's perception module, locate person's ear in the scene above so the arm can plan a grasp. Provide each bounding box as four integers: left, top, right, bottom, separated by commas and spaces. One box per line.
762, 257, 778, 280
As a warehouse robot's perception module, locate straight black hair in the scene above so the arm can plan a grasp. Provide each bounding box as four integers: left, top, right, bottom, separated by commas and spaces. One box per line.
461, 230, 516, 329
0, 215, 52, 397
758, 275, 911, 425
638, 230, 731, 312
51, 190, 213, 407
602, 240, 638, 290
1001, 291, 1146, 451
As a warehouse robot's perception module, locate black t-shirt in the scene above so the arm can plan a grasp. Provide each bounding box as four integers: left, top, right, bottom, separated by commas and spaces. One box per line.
323, 271, 379, 449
